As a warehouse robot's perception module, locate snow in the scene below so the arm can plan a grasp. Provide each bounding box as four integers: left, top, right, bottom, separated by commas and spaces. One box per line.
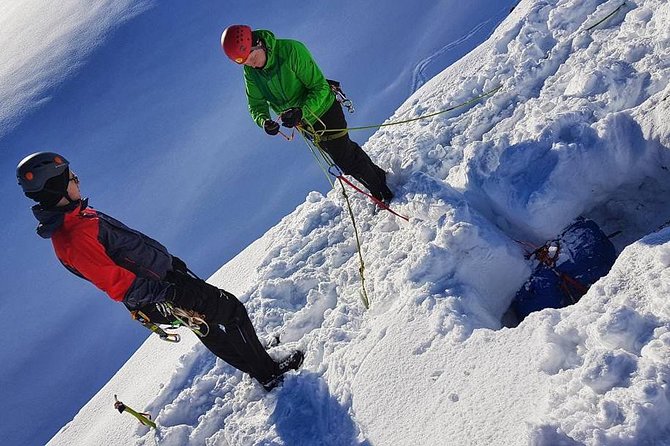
48, 0, 670, 444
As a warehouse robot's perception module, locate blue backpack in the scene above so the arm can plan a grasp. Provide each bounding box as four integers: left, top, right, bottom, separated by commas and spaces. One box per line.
512, 217, 617, 321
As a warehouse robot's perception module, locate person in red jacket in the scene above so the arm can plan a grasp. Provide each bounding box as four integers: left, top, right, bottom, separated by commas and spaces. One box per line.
17, 152, 302, 391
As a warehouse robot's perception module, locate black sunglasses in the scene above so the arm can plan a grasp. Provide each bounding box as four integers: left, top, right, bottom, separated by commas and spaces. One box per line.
69, 175, 79, 184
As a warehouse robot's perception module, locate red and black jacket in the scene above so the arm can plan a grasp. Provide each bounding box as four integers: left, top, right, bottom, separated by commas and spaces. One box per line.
33, 199, 174, 309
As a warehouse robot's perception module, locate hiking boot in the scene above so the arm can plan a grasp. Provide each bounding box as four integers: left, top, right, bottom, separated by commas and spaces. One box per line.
372, 190, 394, 212
261, 375, 284, 391
382, 191, 394, 206
278, 350, 304, 374
260, 350, 304, 391
379, 171, 394, 205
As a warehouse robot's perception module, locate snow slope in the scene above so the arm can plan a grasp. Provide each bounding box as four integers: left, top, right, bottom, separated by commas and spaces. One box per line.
49, 0, 670, 444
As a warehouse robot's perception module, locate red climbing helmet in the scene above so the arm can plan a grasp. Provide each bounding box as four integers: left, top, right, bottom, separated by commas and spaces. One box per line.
221, 25, 253, 64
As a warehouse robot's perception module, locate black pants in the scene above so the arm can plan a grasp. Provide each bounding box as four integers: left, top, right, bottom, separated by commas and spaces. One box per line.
138, 275, 279, 384
311, 101, 393, 201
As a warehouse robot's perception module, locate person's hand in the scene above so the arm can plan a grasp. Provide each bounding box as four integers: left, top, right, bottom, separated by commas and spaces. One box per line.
279, 108, 303, 128
263, 119, 280, 135
171, 255, 188, 275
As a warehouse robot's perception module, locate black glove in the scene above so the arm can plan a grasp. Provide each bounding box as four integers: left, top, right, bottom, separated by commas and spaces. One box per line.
171, 255, 188, 275
279, 108, 303, 128
263, 119, 280, 135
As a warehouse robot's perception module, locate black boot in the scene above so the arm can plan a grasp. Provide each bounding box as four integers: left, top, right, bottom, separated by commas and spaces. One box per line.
261, 350, 305, 391
278, 350, 304, 373
378, 171, 394, 205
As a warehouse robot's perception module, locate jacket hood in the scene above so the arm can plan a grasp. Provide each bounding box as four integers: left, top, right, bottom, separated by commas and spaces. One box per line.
251, 29, 277, 71
33, 198, 88, 239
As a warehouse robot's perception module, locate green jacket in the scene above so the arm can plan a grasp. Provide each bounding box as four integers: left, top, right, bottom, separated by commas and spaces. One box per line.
243, 30, 335, 128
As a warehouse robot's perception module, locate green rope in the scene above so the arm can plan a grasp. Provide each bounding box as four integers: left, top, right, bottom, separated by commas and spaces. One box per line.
301, 85, 502, 139
301, 134, 336, 188
318, 128, 349, 142
585, 2, 626, 31
338, 176, 371, 309
300, 133, 370, 308
291, 85, 503, 309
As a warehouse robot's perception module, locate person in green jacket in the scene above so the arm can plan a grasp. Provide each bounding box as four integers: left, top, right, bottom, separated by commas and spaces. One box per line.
221, 25, 394, 205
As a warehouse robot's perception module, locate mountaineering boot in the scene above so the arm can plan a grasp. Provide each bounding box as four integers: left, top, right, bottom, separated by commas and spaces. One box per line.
374, 177, 394, 211
381, 188, 394, 207
365, 168, 393, 208
262, 377, 282, 392
261, 350, 305, 391
278, 350, 304, 374
379, 171, 394, 205
264, 333, 281, 349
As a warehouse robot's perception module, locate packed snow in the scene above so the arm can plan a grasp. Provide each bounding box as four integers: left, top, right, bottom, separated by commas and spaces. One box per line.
48, 0, 670, 444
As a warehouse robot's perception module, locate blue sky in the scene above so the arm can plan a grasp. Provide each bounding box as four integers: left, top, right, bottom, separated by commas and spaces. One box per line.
0, 1, 516, 445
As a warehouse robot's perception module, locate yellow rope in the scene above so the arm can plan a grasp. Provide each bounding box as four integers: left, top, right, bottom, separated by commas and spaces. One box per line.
301, 85, 502, 140
300, 133, 370, 308
290, 86, 503, 309
301, 133, 336, 188
338, 175, 370, 309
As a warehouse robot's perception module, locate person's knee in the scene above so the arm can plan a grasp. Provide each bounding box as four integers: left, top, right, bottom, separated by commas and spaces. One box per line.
326, 142, 362, 172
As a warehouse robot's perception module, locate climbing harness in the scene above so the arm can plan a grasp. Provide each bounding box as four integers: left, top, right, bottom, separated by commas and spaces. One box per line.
154, 268, 211, 338
114, 395, 156, 428
170, 305, 210, 338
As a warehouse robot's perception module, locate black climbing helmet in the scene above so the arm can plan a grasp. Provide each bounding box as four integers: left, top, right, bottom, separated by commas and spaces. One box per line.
16, 152, 70, 206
